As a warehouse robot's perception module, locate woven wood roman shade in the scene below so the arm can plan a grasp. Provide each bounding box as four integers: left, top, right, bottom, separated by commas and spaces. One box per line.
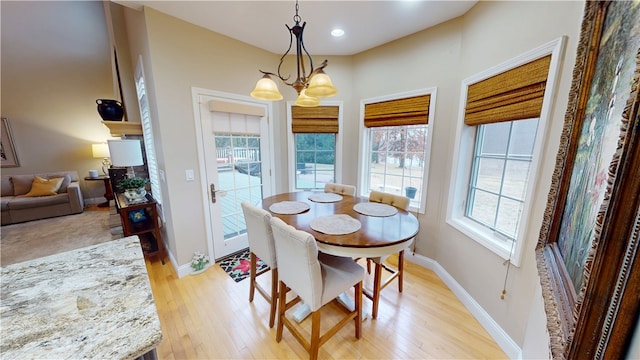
364, 94, 430, 128
464, 55, 551, 126
291, 106, 339, 133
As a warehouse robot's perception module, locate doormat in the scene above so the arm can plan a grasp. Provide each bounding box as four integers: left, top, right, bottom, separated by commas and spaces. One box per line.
217, 248, 268, 283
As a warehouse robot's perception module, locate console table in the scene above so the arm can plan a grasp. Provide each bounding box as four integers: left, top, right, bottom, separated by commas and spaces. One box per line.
115, 193, 166, 264
0, 236, 163, 359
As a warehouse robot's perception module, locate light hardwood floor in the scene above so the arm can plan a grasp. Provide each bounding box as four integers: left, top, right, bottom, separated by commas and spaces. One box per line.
145, 255, 508, 359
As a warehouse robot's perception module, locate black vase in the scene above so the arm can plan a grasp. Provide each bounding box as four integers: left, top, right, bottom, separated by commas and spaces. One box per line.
96, 99, 124, 121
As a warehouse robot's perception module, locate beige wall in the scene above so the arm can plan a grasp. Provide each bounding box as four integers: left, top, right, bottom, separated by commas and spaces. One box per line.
0, 1, 117, 201
352, 0, 584, 348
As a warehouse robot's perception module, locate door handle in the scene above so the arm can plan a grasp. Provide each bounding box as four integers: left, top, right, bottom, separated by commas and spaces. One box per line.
210, 184, 217, 204
210, 184, 227, 203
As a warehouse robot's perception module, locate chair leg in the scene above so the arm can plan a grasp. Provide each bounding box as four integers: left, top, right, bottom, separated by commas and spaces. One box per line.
276, 281, 287, 342
249, 252, 257, 302
310, 310, 321, 360
398, 250, 404, 293
269, 268, 278, 328
355, 281, 362, 339
371, 262, 383, 319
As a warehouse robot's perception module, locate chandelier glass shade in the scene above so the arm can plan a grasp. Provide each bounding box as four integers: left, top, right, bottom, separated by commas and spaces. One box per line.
294, 89, 320, 107
250, 0, 337, 107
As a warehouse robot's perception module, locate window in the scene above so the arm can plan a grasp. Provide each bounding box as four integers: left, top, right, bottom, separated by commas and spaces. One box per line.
135, 57, 162, 206
360, 91, 433, 212
294, 133, 335, 189
447, 38, 565, 266
288, 103, 342, 191
467, 119, 538, 240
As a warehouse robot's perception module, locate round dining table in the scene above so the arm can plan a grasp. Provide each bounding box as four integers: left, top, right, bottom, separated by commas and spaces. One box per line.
259, 191, 420, 319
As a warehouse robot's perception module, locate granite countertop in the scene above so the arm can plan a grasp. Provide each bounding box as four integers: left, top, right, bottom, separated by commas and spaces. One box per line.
1, 236, 162, 359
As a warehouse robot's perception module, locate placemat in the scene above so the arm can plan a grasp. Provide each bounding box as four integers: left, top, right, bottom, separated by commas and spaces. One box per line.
308, 192, 343, 203
269, 201, 310, 214
353, 202, 398, 217
310, 214, 361, 235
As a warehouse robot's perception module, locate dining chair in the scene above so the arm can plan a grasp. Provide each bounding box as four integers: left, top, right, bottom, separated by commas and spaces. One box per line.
270, 217, 363, 360
241, 201, 279, 328
324, 182, 356, 196
366, 190, 412, 318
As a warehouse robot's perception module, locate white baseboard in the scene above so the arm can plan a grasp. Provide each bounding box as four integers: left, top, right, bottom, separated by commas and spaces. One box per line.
406, 251, 522, 359
166, 248, 191, 278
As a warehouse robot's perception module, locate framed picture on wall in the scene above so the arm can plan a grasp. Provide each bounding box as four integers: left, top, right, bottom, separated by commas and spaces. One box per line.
535, 1, 640, 358
1, 117, 20, 168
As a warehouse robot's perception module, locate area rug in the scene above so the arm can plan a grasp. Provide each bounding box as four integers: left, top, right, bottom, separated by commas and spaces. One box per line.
1, 210, 112, 266
217, 248, 268, 283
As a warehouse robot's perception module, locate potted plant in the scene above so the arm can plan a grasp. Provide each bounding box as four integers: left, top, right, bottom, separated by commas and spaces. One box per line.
405, 186, 417, 199
116, 177, 149, 201
190, 251, 210, 275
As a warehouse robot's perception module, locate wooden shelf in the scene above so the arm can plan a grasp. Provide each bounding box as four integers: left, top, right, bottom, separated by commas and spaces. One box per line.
101, 121, 143, 136
115, 193, 166, 264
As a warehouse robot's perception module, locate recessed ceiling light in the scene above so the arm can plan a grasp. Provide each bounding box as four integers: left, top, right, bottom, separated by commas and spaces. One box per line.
331, 28, 345, 37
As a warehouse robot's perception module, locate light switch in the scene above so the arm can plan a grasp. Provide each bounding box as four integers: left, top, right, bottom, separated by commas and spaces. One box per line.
185, 169, 195, 181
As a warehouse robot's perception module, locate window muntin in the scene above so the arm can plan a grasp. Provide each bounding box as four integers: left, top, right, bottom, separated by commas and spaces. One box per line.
466, 119, 538, 240
365, 125, 428, 207
294, 133, 336, 190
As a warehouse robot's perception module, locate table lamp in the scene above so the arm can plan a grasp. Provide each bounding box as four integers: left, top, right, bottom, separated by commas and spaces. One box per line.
92, 143, 111, 175
107, 139, 144, 178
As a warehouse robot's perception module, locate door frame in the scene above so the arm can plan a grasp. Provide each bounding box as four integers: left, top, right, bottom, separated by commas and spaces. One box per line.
191, 87, 276, 261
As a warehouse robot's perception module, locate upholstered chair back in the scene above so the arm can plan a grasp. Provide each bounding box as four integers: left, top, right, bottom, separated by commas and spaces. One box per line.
270, 217, 326, 311
241, 201, 277, 269
324, 183, 356, 196
369, 190, 410, 210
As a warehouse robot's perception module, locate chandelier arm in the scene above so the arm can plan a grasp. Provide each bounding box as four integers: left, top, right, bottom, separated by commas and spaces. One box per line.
251, 0, 336, 102
308, 59, 329, 77
275, 24, 296, 86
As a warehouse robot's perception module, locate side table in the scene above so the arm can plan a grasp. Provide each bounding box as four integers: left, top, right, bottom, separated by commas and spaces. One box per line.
84, 176, 114, 207
115, 193, 166, 265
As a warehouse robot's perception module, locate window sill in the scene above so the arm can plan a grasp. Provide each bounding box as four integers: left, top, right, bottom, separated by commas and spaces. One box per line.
446, 216, 521, 267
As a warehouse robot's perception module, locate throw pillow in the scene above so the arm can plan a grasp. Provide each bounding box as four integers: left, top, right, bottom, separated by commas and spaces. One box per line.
23, 176, 65, 197
11, 175, 35, 195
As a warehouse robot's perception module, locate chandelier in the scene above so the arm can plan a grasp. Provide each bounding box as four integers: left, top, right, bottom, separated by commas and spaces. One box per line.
250, 0, 338, 107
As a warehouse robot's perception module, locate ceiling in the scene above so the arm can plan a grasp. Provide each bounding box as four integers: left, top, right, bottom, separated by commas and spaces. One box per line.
114, 1, 477, 56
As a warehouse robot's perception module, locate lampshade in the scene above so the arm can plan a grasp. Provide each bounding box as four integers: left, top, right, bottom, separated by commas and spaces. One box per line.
294, 89, 320, 107
250, 74, 284, 101
92, 143, 110, 159
305, 69, 338, 98
108, 139, 143, 167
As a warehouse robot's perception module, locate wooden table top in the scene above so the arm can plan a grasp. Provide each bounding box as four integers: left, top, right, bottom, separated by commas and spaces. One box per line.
260, 191, 419, 250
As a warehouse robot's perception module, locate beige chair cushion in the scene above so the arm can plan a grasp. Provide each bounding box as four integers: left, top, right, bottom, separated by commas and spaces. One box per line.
324, 182, 356, 196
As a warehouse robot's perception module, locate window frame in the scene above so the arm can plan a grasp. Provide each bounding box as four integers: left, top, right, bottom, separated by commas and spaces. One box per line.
135, 56, 162, 207
358, 88, 436, 214
287, 101, 343, 192
446, 37, 566, 266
